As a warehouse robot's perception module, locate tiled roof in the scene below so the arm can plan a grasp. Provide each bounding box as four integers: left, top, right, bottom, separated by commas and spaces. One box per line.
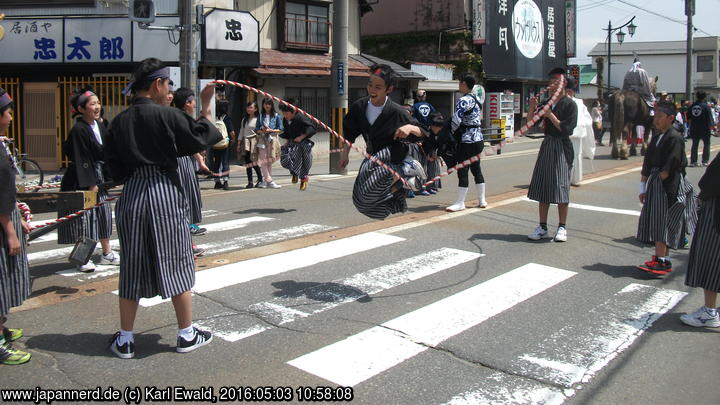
253, 48, 369, 77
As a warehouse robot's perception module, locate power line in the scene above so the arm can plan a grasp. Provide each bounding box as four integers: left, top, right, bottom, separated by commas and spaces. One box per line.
616, 0, 714, 36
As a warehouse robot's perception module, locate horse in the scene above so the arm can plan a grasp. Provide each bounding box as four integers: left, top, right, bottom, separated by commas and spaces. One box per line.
609, 76, 658, 159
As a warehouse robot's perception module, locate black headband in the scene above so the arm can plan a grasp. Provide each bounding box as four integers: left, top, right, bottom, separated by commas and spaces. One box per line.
122, 67, 170, 96
0, 92, 13, 109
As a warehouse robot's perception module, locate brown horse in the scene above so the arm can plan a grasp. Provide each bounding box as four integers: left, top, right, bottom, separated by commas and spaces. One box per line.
610, 76, 658, 159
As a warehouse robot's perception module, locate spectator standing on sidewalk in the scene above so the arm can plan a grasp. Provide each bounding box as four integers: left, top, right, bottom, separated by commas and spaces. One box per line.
0, 88, 32, 365
209, 100, 234, 190
237, 101, 263, 188
412, 90, 436, 131
590, 101, 603, 145
681, 152, 720, 328
254, 98, 283, 189
688, 91, 716, 166
104, 58, 220, 359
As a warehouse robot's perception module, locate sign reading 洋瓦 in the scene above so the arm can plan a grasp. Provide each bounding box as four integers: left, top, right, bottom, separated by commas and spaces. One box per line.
482, 0, 569, 81
203, 8, 259, 66
0, 17, 180, 63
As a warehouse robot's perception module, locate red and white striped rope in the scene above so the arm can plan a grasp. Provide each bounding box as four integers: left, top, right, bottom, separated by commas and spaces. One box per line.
212, 80, 411, 187
420, 76, 565, 188
20, 182, 62, 191
17, 202, 32, 223
234, 147, 350, 170
28, 196, 120, 232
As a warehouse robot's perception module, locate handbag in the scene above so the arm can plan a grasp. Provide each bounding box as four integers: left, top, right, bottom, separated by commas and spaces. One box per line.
68, 236, 98, 265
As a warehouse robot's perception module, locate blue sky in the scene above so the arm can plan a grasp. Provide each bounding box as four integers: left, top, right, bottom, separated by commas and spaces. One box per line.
570, 0, 720, 64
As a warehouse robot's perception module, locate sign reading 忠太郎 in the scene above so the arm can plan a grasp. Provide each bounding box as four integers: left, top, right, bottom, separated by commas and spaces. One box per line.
512, 0, 544, 59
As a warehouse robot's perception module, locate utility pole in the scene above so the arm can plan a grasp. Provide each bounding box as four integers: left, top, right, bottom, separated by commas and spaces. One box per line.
330, 0, 348, 175
179, 0, 199, 110
685, 0, 694, 101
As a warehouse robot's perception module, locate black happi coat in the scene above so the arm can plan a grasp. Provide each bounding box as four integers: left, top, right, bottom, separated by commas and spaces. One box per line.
344, 96, 427, 162
641, 127, 687, 200
105, 97, 222, 185
280, 113, 317, 140
61, 118, 109, 191
542, 96, 578, 166
698, 153, 720, 232
0, 144, 16, 216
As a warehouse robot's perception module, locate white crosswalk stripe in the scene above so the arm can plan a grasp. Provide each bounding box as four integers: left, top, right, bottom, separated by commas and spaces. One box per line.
287, 263, 577, 387
441, 283, 686, 404
30, 216, 274, 264
197, 247, 484, 342
114, 231, 405, 307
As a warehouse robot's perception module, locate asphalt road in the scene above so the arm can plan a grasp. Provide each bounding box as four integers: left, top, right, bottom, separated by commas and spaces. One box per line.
4, 138, 719, 405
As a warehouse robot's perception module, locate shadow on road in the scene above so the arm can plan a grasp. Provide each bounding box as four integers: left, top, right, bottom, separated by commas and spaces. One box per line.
271, 280, 372, 303
25, 333, 169, 359
470, 233, 548, 243
582, 262, 664, 280
234, 208, 297, 215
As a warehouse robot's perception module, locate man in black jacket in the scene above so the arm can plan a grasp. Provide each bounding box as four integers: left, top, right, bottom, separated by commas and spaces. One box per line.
689, 91, 717, 166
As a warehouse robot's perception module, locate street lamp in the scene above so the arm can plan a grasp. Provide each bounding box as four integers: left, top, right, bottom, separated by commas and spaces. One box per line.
603, 16, 637, 98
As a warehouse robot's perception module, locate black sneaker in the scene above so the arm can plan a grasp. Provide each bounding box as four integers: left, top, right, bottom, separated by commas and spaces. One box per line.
214, 181, 223, 189
176, 327, 213, 353
189, 225, 207, 236
222, 181, 229, 191
109, 332, 134, 359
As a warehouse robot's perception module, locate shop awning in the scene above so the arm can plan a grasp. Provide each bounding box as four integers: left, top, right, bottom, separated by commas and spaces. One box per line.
351, 54, 426, 81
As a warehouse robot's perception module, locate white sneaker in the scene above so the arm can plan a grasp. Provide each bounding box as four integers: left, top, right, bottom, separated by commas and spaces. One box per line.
445, 202, 466, 212
528, 226, 548, 241
77, 262, 96, 273
554, 227, 568, 242
255, 181, 267, 188
267, 181, 282, 189
680, 306, 720, 328
100, 251, 120, 265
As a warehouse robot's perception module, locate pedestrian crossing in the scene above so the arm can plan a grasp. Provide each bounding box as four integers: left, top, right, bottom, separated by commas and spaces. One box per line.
24, 207, 688, 404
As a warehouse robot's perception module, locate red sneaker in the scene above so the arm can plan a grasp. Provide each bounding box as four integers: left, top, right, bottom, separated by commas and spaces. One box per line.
638, 258, 672, 275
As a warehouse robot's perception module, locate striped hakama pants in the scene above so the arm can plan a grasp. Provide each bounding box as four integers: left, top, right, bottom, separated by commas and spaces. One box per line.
0, 206, 30, 316
423, 154, 442, 191
636, 169, 696, 250
58, 166, 113, 244
115, 166, 195, 300
352, 147, 406, 220
280, 139, 314, 179
527, 136, 572, 204
685, 197, 720, 292
177, 155, 202, 225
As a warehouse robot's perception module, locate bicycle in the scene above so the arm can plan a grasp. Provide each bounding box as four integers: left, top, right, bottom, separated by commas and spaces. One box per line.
1, 136, 44, 191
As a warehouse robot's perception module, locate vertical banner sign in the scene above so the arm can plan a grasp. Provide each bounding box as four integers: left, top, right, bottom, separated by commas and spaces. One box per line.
568, 64, 580, 92
565, 0, 576, 57
487, 93, 500, 119
482, 0, 568, 81
337, 62, 345, 96
472, 0, 487, 44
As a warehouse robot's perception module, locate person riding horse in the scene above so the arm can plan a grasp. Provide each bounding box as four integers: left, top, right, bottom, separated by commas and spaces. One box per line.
623, 61, 656, 109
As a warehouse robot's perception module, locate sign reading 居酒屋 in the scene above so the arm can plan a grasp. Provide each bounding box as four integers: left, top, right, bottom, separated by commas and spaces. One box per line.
0, 18, 63, 63
482, 0, 569, 81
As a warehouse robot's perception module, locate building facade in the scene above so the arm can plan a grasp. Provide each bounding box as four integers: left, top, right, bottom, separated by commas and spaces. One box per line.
588, 36, 720, 101
0, 0, 388, 170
